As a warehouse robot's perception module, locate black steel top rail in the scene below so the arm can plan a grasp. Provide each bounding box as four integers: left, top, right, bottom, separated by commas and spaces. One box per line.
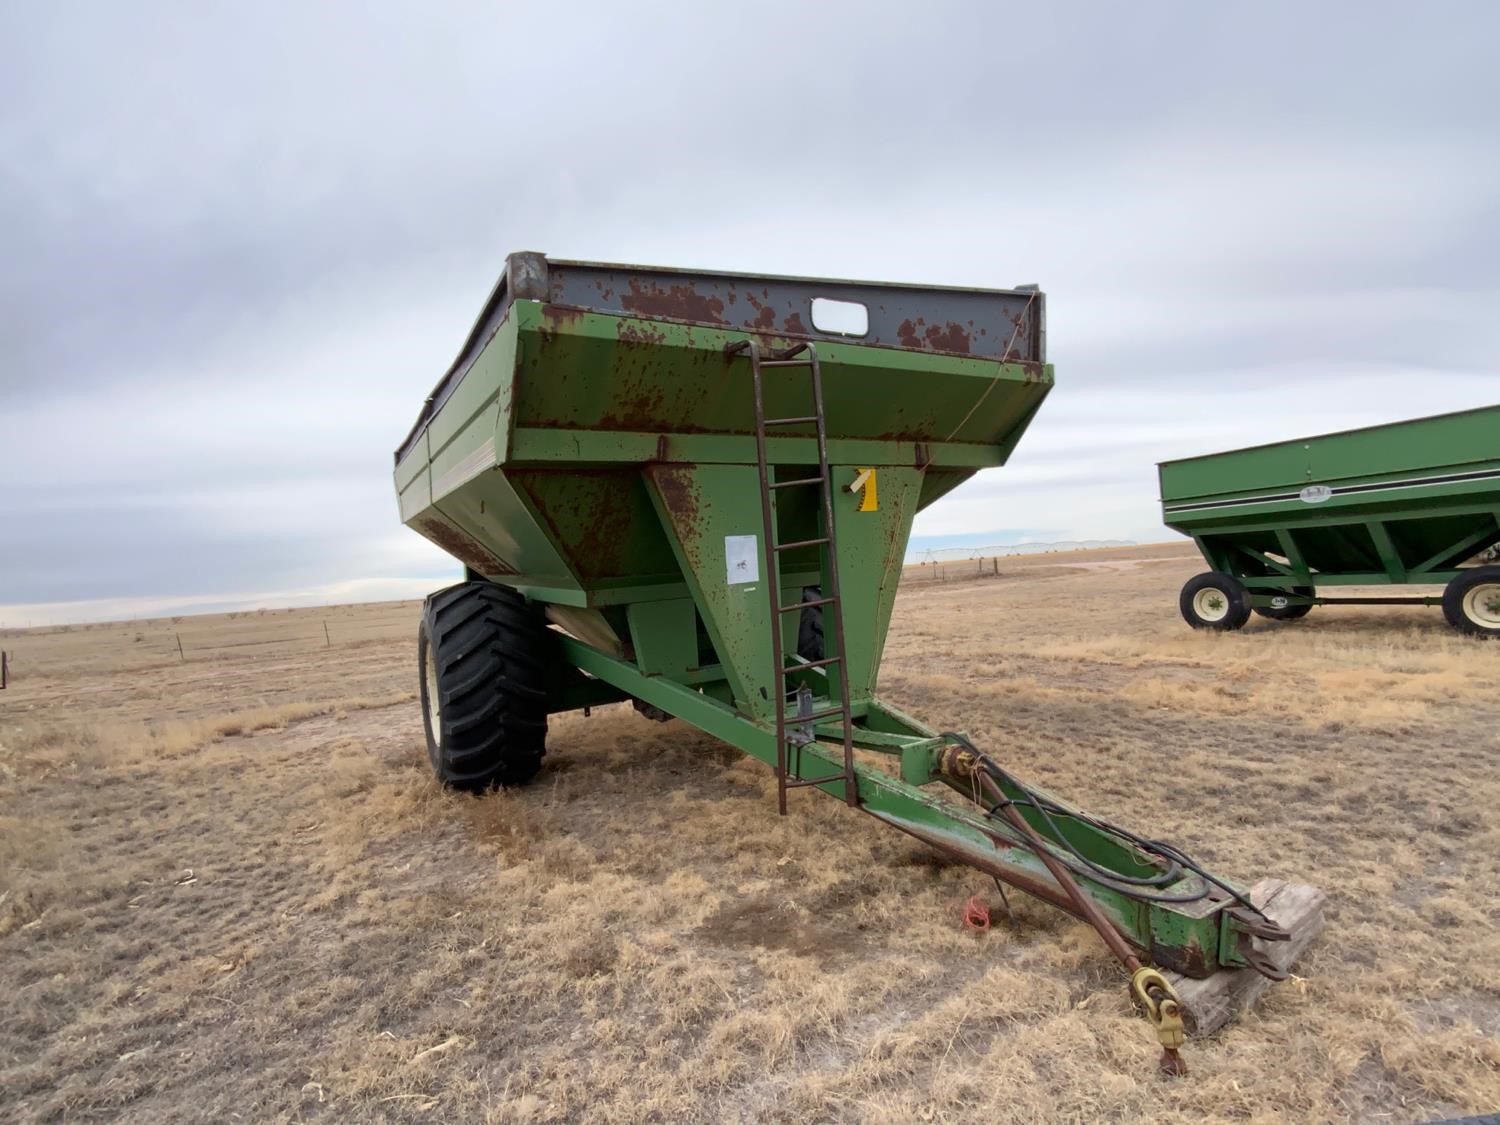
395, 251, 1046, 463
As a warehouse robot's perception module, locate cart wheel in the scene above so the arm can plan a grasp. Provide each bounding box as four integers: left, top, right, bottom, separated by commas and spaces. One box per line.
418, 581, 549, 791
1179, 573, 1252, 631
1254, 587, 1314, 621
1442, 566, 1500, 638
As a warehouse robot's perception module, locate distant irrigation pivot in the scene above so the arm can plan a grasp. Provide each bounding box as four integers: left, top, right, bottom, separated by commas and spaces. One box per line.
909, 539, 1135, 565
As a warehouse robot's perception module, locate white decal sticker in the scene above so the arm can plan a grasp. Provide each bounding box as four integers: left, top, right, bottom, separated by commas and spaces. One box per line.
725, 535, 760, 585
1299, 485, 1332, 504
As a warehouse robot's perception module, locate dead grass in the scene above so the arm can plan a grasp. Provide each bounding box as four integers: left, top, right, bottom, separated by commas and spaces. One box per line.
1, 549, 1498, 1121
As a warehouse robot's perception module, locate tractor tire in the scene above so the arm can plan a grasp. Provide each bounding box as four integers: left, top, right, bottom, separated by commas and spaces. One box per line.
1254, 587, 1314, 621
1442, 566, 1500, 638
418, 581, 549, 791
1179, 572, 1252, 631
796, 586, 824, 661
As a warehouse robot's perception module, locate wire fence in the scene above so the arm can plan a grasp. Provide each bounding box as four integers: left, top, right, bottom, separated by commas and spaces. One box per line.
0, 605, 421, 683
908, 539, 1134, 565
903, 540, 1136, 582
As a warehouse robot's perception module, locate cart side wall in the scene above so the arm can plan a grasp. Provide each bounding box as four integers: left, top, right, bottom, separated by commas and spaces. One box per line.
395, 300, 1053, 596
394, 296, 1054, 716
1159, 404, 1500, 504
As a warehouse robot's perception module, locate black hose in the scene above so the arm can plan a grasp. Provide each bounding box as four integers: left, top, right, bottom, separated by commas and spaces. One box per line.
941, 732, 1267, 917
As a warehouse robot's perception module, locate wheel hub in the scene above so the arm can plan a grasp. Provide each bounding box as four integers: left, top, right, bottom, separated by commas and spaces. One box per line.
1193, 588, 1230, 623
1463, 582, 1500, 629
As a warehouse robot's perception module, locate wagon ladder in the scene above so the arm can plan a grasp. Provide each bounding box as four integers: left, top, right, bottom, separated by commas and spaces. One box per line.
732, 338, 858, 814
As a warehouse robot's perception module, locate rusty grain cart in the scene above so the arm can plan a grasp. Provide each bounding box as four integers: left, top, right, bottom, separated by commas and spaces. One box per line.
394, 253, 1322, 1063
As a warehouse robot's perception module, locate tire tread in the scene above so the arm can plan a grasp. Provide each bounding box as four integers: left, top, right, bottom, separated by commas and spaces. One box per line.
418, 581, 550, 790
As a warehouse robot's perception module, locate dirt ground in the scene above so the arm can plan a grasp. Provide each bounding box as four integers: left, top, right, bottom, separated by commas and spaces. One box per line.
3, 545, 1498, 1123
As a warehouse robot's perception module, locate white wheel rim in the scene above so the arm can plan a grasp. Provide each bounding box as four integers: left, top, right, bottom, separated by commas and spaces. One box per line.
1463, 582, 1500, 628
1193, 587, 1231, 623
423, 637, 442, 733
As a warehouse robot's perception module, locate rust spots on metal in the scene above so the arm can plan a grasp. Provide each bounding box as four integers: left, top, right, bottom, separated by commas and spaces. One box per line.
647, 464, 702, 541
510, 469, 643, 582
896, 317, 972, 354
541, 303, 588, 329
414, 517, 517, 575
923, 322, 971, 354
1151, 938, 1213, 979
620, 279, 726, 324
594, 371, 671, 432
615, 319, 669, 347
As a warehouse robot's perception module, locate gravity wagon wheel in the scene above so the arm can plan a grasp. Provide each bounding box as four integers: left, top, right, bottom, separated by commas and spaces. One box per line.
1254, 587, 1314, 621
418, 581, 549, 791
1179, 572, 1252, 631
1442, 566, 1500, 638
797, 585, 825, 661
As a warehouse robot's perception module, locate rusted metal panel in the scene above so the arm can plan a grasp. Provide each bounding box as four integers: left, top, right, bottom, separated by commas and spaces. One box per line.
544, 257, 1043, 362
396, 251, 1045, 463
411, 514, 517, 576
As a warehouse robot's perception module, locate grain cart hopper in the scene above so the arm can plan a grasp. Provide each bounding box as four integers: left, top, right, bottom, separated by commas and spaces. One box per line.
395, 253, 1320, 1069
1162, 405, 1500, 634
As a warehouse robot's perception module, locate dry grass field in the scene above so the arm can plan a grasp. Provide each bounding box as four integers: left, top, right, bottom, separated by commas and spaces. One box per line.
3, 544, 1498, 1122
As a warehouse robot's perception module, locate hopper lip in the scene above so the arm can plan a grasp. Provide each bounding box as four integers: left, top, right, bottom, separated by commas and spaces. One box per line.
1155, 402, 1500, 469
396, 252, 1048, 465
547, 256, 1043, 299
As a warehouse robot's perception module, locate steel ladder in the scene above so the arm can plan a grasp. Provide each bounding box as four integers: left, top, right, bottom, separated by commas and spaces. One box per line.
727, 339, 858, 814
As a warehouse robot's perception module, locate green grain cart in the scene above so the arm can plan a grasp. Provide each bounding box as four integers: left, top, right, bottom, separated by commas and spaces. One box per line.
394, 253, 1315, 1060
1161, 406, 1500, 635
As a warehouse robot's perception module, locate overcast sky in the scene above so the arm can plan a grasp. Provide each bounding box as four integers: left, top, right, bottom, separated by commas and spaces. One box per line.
3, 3, 1497, 624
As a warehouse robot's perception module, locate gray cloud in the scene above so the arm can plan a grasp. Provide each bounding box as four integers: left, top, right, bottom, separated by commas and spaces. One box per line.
4, 2, 1498, 620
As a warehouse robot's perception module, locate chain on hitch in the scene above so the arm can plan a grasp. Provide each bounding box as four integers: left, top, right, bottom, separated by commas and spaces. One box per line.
1131, 966, 1187, 1077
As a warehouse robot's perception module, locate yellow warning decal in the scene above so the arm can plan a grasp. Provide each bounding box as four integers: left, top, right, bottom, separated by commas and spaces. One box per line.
849, 467, 878, 512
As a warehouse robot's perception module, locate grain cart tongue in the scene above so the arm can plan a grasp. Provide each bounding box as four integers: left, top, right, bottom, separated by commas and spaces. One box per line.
395, 253, 1322, 1070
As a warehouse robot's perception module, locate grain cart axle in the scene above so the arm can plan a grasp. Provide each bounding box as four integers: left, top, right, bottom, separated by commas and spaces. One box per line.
1161, 405, 1500, 634
396, 254, 1322, 1062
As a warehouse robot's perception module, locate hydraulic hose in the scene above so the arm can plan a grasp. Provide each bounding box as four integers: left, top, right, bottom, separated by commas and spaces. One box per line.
940, 732, 1267, 918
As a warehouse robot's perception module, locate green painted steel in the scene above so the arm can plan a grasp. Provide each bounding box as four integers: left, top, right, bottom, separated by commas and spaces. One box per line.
556, 634, 1244, 977
397, 254, 1275, 981
1161, 405, 1500, 600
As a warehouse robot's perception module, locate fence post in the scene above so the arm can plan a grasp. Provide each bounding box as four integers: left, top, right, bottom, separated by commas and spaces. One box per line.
176, 633, 185, 662
1, 650, 7, 690
324, 620, 331, 647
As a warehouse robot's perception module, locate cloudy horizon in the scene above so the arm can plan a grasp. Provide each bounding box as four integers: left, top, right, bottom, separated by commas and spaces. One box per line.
4, 3, 1497, 626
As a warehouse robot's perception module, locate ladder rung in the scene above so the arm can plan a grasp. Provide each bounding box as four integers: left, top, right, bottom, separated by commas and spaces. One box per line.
760, 358, 814, 368
769, 476, 826, 490
788, 705, 851, 725
791, 656, 842, 671
780, 597, 835, 613
763, 415, 819, 426
784, 774, 850, 789
775, 537, 829, 551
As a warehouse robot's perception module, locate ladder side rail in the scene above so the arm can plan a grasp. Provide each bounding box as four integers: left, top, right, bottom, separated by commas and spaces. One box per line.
745, 338, 792, 815
807, 346, 859, 807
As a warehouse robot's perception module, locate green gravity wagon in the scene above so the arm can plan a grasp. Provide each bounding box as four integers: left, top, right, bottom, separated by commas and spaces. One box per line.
1162, 406, 1500, 634
394, 252, 1319, 1062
